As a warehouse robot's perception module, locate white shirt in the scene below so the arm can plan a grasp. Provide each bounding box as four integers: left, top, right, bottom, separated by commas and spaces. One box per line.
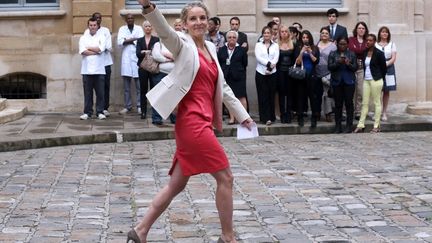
255, 40, 280, 75
364, 56, 373, 80
151, 42, 175, 74
84, 26, 113, 66
117, 24, 144, 77
79, 31, 106, 75
375, 41, 397, 63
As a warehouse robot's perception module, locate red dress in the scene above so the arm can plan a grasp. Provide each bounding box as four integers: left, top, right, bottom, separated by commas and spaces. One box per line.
169, 50, 229, 176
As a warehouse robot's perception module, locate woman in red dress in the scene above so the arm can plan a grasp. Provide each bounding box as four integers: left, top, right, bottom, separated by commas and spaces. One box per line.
128, 1, 254, 243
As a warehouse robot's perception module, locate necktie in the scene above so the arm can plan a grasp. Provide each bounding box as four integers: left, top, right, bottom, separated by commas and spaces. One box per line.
331, 25, 334, 39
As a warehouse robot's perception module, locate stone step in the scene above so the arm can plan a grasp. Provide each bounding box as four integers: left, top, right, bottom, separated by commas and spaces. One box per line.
0, 98, 6, 111
406, 102, 432, 115
0, 106, 27, 124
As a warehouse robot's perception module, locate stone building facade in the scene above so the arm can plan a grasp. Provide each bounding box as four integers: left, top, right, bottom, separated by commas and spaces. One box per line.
0, 0, 431, 113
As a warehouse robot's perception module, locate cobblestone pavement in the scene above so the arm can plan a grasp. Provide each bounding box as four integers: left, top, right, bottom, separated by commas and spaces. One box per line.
1, 132, 432, 243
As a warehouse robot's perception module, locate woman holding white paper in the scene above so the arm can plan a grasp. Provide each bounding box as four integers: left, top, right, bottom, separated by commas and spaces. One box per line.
128, 1, 254, 243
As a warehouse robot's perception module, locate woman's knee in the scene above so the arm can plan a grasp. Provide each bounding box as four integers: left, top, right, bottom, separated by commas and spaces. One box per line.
215, 169, 234, 187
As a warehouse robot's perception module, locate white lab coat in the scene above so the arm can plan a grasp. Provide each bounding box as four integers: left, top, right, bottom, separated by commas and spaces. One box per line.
117, 25, 144, 78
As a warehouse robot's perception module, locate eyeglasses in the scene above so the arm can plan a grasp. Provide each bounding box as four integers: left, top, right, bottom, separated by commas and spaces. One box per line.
227, 36, 237, 39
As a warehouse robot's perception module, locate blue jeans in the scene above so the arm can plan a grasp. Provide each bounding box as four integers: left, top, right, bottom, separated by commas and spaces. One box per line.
123, 76, 141, 110
151, 72, 176, 123
82, 74, 104, 116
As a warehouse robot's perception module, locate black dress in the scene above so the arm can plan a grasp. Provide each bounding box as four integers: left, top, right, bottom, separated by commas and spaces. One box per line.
217, 45, 248, 98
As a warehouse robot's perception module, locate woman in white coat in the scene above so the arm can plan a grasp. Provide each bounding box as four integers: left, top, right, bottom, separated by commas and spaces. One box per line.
127, 1, 255, 243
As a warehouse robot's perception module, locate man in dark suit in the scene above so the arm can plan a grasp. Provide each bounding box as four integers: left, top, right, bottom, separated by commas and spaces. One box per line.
327, 8, 348, 42
228, 16, 249, 52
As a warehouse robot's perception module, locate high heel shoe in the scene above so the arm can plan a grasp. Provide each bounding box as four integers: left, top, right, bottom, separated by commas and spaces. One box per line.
217, 236, 235, 243
126, 229, 141, 243
353, 127, 365, 133
370, 127, 380, 133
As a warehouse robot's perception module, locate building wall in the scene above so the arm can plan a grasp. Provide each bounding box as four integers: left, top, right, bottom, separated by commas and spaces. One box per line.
0, 0, 430, 113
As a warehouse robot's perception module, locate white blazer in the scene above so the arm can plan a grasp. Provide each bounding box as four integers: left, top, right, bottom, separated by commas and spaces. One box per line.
144, 7, 250, 131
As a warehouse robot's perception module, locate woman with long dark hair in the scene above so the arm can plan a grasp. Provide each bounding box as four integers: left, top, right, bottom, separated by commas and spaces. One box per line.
294, 30, 320, 127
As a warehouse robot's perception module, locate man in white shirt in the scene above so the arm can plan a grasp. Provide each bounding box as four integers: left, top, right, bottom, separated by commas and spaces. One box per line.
117, 14, 144, 114
79, 17, 107, 120
84, 12, 113, 117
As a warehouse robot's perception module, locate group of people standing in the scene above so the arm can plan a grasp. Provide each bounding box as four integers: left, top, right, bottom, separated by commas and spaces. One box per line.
78, 12, 177, 124
254, 8, 397, 133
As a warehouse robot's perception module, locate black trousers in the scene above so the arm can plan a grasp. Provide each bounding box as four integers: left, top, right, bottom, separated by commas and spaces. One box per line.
277, 70, 293, 119
333, 83, 355, 127
306, 74, 323, 117
291, 77, 307, 121
138, 68, 151, 116
103, 65, 111, 110
255, 71, 277, 123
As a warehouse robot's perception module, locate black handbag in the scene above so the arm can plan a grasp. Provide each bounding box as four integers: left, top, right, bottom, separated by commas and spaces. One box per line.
288, 64, 306, 80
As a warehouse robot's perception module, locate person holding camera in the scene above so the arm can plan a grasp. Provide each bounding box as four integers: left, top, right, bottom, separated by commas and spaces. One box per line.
294, 30, 320, 127
255, 26, 280, 125
328, 36, 358, 133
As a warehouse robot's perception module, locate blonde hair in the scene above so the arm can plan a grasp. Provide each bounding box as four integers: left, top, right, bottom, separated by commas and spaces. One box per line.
173, 18, 182, 24
142, 20, 151, 27
180, 1, 210, 25
278, 24, 293, 49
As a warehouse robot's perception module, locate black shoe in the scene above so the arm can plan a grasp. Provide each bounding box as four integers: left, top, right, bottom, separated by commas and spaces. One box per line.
345, 127, 353, 133
298, 119, 304, 127
334, 125, 343, 134
310, 117, 317, 128
152, 121, 163, 125
140, 113, 146, 119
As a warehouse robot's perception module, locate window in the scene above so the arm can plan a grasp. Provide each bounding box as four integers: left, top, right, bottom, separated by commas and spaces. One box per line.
0, 0, 59, 10
0, 73, 47, 99
125, 0, 195, 9
268, 0, 342, 8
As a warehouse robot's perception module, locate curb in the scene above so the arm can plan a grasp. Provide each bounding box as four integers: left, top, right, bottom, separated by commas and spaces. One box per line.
1, 121, 431, 152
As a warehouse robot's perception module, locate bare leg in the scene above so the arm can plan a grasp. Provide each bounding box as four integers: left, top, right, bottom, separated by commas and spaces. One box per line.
134, 162, 190, 242
211, 168, 237, 243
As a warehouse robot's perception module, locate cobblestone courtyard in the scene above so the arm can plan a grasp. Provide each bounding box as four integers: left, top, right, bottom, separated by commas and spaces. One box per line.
1, 132, 432, 242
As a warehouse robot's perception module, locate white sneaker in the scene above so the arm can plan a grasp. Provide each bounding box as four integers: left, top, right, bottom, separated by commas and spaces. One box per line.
98, 113, 106, 120
80, 114, 89, 120
119, 108, 129, 115
137, 107, 142, 114
103, 110, 110, 117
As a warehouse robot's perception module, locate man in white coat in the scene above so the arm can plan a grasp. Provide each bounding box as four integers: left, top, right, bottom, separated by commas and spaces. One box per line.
79, 17, 106, 120
85, 12, 113, 117
117, 13, 144, 114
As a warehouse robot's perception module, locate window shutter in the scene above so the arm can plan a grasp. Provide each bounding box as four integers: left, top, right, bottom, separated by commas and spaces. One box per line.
268, 0, 342, 8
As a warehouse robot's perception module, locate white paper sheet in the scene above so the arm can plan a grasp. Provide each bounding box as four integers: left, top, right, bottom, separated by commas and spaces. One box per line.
236, 123, 259, 140
385, 74, 396, 86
